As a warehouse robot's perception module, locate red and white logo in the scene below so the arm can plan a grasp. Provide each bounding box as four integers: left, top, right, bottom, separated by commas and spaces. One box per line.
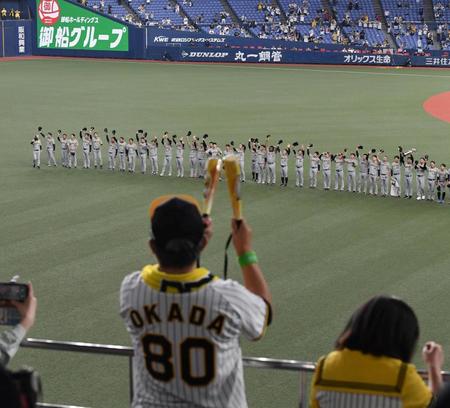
38, 0, 60, 26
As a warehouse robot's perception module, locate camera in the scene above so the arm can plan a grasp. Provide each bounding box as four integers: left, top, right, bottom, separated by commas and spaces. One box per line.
0, 283, 28, 326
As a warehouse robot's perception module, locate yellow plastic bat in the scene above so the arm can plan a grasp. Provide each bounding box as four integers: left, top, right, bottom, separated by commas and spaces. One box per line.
223, 155, 242, 220
202, 158, 222, 216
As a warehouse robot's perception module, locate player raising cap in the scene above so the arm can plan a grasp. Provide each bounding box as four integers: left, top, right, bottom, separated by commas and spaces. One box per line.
120, 195, 272, 408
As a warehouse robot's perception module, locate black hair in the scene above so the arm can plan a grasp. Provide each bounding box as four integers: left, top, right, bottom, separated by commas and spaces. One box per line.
153, 239, 201, 269
0, 366, 21, 408
335, 295, 419, 363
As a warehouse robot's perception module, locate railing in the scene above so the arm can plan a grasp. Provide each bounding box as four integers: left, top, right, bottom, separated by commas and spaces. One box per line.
21, 338, 450, 408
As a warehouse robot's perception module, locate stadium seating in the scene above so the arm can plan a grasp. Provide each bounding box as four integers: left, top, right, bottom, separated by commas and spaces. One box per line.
227, 0, 282, 23
278, 0, 326, 24
381, 0, 423, 23
130, 0, 185, 26
88, 0, 130, 21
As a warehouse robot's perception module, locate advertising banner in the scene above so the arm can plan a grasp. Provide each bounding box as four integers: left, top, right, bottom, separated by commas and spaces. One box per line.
36, 0, 128, 51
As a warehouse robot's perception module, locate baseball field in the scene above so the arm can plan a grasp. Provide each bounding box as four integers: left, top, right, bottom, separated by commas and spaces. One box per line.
1, 58, 450, 407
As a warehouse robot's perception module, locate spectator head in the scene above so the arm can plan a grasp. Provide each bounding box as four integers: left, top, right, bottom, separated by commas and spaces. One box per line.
149, 196, 205, 269
0, 365, 21, 408
335, 295, 419, 362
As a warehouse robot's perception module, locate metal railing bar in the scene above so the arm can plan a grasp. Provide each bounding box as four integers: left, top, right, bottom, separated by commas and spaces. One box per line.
37, 403, 91, 408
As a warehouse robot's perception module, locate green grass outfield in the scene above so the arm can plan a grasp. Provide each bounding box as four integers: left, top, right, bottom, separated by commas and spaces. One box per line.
1, 58, 450, 407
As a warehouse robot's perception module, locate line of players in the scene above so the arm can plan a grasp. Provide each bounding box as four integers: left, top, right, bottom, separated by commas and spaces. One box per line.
30, 128, 450, 203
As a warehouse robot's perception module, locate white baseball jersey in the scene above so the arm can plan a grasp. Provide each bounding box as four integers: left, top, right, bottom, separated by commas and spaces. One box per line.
120, 265, 268, 408
68, 138, 78, 153
92, 136, 103, 150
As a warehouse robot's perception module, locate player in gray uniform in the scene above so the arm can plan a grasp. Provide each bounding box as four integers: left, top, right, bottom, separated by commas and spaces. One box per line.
292, 143, 305, 188
415, 157, 427, 200
427, 161, 438, 201
233, 143, 246, 182
437, 164, 448, 204
266, 142, 280, 185
368, 155, 380, 195
30, 132, 42, 169
379, 156, 391, 197
91, 132, 103, 168
334, 152, 346, 191
186, 132, 198, 178
249, 139, 259, 182
137, 134, 149, 174
257, 145, 267, 184
390, 156, 401, 197
320, 152, 332, 190
174, 136, 185, 177
160, 133, 174, 177
197, 138, 207, 178
126, 138, 138, 173
206, 141, 223, 160
356, 148, 369, 194
80, 130, 92, 169
346, 152, 358, 192
67, 133, 79, 169
117, 136, 127, 172
279, 144, 291, 187
403, 156, 414, 199
45, 132, 57, 167
106, 134, 118, 171
57, 131, 69, 167
148, 137, 158, 175
308, 147, 320, 188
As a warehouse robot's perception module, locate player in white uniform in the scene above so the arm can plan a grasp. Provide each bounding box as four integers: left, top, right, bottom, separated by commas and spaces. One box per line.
186, 132, 198, 178
415, 157, 427, 200
390, 156, 401, 197
57, 131, 69, 168
346, 152, 358, 192
292, 143, 305, 188
233, 143, 246, 182
160, 133, 174, 177
356, 149, 369, 194
248, 139, 259, 182
126, 138, 138, 173
137, 134, 149, 174
117, 136, 127, 172
45, 132, 57, 167
67, 134, 79, 169
427, 161, 438, 201
279, 144, 291, 187
379, 156, 391, 197
80, 130, 92, 169
334, 152, 345, 191
174, 136, 185, 178
266, 144, 278, 185
148, 138, 159, 175
256, 145, 267, 184
30, 132, 42, 169
308, 147, 320, 188
368, 155, 380, 195
320, 152, 332, 190
403, 156, 414, 199
436, 164, 448, 204
106, 134, 118, 171
197, 138, 207, 178
120, 196, 272, 408
92, 132, 103, 169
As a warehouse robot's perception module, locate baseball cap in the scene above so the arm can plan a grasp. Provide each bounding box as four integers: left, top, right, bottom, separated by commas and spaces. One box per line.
149, 195, 204, 249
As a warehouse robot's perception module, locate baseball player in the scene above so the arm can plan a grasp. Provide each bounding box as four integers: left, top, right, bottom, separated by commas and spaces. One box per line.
346, 152, 358, 192
356, 148, 368, 194
233, 142, 246, 182
117, 136, 127, 172
257, 144, 267, 184
186, 132, 198, 178
368, 154, 380, 195
120, 196, 272, 408
197, 137, 208, 178
292, 143, 305, 188
427, 161, 438, 201
126, 138, 138, 173
57, 131, 69, 168
160, 133, 174, 177
137, 134, 149, 174
379, 155, 391, 197
45, 132, 57, 167
67, 133, 79, 169
266, 142, 279, 185
279, 144, 291, 187
148, 137, 159, 175
415, 157, 428, 200
92, 132, 103, 168
404, 155, 414, 199
320, 152, 332, 190
106, 134, 118, 171
80, 129, 92, 169
390, 156, 401, 197
174, 136, 185, 178
307, 146, 320, 188
249, 139, 259, 182
206, 141, 222, 160
30, 132, 42, 169
437, 164, 448, 204
334, 152, 346, 191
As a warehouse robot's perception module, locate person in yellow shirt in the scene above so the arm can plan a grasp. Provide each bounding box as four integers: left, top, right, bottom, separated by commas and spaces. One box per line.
310, 295, 444, 408
1, 8, 6, 19
14, 9, 20, 19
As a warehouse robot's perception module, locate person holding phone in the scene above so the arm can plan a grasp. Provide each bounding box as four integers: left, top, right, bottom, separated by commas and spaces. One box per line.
0, 283, 37, 366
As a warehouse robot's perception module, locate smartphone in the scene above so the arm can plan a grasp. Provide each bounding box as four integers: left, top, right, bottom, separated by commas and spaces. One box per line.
0, 283, 28, 326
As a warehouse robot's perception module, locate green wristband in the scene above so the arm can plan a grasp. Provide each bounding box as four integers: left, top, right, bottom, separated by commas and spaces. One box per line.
238, 251, 258, 267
